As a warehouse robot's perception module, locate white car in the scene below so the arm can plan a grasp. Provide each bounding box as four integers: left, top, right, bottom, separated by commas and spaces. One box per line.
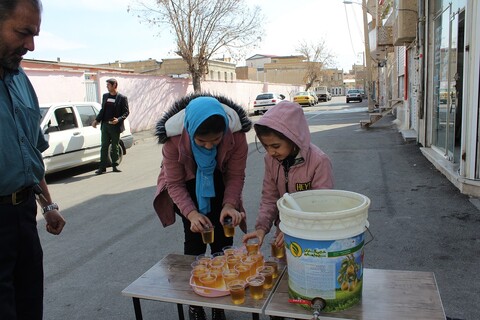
253, 92, 285, 115
39, 102, 134, 174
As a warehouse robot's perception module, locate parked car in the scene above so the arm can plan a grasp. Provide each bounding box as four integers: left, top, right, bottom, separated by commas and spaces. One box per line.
346, 89, 363, 103
358, 89, 367, 99
39, 102, 134, 174
293, 91, 315, 107
314, 86, 332, 102
308, 91, 319, 105
253, 92, 285, 115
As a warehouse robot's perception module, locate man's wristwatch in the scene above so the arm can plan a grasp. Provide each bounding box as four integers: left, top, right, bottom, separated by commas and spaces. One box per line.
42, 202, 59, 214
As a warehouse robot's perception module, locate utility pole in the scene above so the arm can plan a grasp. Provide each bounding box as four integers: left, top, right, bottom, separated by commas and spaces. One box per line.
362, 51, 366, 93
362, 0, 375, 112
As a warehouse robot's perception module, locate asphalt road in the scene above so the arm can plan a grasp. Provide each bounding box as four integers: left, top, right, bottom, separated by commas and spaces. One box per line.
39, 97, 478, 320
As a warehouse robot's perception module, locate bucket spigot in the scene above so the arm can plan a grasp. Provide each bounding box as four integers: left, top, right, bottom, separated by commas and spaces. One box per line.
289, 297, 326, 320
310, 297, 326, 320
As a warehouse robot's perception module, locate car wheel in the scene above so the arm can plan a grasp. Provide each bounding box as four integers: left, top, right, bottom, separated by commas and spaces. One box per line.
107, 143, 124, 167
254, 111, 259, 116
346, 100, 349, 103
359, 99, 363, 102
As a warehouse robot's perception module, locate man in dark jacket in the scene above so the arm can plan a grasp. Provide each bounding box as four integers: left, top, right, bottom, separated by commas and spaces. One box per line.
92, 78, 129, 174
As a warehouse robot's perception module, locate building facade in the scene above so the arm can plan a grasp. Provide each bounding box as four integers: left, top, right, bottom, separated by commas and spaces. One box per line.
367, 0, 480, 196
240, 54, 345, 94
100, 58, 237, 82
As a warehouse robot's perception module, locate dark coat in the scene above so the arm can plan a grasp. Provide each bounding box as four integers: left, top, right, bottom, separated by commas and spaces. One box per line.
96, 92, 129, 132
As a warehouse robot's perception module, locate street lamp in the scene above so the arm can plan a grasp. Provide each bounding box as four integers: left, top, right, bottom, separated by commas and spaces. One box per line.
343, 0, 375, 112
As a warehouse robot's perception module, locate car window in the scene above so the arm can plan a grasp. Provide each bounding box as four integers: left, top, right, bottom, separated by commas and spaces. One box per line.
256, 94, 274, 100
295, 92, 309, 96
77, 105, 98, 127
54, 107, 78, 131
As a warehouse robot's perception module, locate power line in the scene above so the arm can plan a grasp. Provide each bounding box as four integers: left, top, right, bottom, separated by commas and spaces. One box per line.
344, 4, 357, 59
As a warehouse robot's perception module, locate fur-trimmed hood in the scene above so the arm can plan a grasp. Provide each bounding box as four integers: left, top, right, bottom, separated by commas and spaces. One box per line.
156, 93, 252, 144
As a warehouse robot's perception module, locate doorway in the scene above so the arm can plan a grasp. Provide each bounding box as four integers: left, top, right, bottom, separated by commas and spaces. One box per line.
432, 5, 464, 163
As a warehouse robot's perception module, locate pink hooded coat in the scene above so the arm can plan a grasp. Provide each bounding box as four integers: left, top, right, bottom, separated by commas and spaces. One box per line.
153, 94, 251, 232
254, 100, 334, 234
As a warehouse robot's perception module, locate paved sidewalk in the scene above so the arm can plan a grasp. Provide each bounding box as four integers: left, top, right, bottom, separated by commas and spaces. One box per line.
317, 113, 478, 320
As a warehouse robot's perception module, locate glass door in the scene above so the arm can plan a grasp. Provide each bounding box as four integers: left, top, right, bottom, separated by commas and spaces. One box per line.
432, 4, 459, 161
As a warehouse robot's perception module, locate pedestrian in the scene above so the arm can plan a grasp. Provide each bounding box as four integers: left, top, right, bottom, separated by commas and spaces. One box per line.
242, 100, 334, 250
92, 78, 129, 174
153, 94, 251, 320
0, 0, 66, 319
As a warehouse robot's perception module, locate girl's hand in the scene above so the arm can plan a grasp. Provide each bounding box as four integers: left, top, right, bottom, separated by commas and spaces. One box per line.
220, 203, 245, 226
187, 210, 212, 233
242, 229, 266, 247
274, 231, 284, 247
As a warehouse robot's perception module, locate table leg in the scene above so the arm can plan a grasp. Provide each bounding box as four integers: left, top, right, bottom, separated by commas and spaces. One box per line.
251, 313, 259, 320
132, 297, 143, 320
176, 303, 185, 320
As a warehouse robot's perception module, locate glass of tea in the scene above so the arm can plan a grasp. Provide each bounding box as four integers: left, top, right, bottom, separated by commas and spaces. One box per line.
245, 237, 259, 255
256, 265, 274, 289
227, 279, 247, 305
201, 225, 214, 244
246, 275, 265, 300
270, 241, 286, 259
223, 217, 235, 237
264, 259, 279, 279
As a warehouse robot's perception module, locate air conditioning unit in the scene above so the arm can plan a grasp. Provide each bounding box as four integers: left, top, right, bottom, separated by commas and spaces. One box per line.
378, 26, 393, 46
393, 0, 418, 46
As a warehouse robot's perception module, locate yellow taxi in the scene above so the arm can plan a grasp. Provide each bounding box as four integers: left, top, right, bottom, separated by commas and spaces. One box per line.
293, 91, 315, 107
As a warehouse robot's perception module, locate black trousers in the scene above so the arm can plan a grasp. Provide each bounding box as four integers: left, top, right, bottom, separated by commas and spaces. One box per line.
0, 192, 43, 320
176, 170, 233, 256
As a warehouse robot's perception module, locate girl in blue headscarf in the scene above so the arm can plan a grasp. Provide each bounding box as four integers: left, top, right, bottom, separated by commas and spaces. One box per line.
154, 94, 252, 320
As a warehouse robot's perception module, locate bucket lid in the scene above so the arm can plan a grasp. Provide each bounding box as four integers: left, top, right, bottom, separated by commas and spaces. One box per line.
277, 190, 370, 240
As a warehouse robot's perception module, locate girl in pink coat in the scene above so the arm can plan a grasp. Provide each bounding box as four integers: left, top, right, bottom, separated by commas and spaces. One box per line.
153, 94, 251, 320
243, 100, 334, 250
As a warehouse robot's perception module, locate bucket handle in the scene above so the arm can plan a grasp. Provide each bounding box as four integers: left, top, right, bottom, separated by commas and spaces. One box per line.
364, 226, 374, 246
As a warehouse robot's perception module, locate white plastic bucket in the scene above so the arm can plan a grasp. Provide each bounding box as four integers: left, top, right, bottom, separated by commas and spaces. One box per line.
278, 190, 370, 312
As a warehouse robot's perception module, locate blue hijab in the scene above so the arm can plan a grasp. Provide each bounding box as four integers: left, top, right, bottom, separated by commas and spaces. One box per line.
184, 97, 229, 214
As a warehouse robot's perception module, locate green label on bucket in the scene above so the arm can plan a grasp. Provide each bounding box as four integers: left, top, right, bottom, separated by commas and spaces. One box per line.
284, 233, 364, 313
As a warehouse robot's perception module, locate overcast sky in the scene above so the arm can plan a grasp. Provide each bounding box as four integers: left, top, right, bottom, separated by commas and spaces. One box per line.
26, 0, 366, 71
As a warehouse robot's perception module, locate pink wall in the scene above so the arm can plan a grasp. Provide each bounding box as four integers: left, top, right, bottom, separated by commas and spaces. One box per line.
25, 68, 303, 133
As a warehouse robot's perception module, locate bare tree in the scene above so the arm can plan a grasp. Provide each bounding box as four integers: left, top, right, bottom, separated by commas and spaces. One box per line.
128, 0, 264, 92
297, 40, 334, 90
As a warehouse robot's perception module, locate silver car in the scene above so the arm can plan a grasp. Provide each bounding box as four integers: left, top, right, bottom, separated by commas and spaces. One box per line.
346, 89, 363, 103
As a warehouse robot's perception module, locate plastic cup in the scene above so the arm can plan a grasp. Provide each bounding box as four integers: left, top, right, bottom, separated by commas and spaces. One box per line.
201, 225, 214, 244
241, 256, 257, 276
195, 254, 212, 266
210, 256, 226, 269
191, 267, 209, 286
223, 217, 235, 237
246, 237, 259, 255
222, 269, 239, 284
234, 263, 250, 282
246, 275, 265, 300
226, 255, 241, 270
257, 265, 274, 289
270, 241, 286, 259
209, 266, 224, 288
222, 245, 237, 257
199, 273, 217, 294
264, 259, 279, 279
227, 280, 246, 305
250, 253, 264, 270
